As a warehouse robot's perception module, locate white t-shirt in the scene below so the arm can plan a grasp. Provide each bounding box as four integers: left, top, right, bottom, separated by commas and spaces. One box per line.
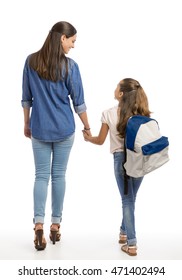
101, 106, 124, 153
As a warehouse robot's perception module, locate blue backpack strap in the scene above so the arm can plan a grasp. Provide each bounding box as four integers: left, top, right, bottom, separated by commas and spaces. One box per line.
123, 138, 129, 195
126, 115, 152, 151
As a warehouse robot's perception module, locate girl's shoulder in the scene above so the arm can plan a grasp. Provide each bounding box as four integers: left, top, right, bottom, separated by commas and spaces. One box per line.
102, 106, 118, 122
102, 106, 118, 115
101, 106, 118, 127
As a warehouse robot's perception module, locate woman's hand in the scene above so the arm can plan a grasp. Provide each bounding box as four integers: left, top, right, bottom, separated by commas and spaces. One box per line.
82, 130, 91, 141
24, 124, 31, 138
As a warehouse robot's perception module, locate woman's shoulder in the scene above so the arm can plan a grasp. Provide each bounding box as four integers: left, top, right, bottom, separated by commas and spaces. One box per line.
67, 57, 81, 75
24, 53, 34, 67
67, 57, 78, 67
23, 54, 31, 70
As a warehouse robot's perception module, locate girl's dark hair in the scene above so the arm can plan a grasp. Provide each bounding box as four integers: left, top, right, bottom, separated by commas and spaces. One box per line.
117, 78, 151, 138
29, 21, 77, 81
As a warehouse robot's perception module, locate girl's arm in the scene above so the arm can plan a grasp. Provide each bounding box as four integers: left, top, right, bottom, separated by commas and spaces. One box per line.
83, 123, 109, 145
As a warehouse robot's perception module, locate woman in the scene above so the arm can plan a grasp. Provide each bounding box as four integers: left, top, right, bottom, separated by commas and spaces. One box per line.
22, 21, 91, 250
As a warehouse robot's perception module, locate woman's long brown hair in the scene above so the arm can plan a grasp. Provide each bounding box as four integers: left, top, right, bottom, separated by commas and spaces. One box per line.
29, 21, 77, 82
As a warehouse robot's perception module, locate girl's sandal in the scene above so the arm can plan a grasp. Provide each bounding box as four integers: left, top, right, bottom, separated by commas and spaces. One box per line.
49, 224, 61, 244
34, 224, 47, 250
118, 234, 127, 244
121, 244, 137, 256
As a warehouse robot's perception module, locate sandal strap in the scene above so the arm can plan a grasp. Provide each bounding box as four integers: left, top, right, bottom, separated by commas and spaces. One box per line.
50, 224, 60, 231
122, 245, 137, 251
34, 224, 44, 231
128, 245, 137, 249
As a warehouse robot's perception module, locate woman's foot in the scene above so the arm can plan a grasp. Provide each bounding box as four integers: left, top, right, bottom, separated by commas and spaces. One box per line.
34, 223, 47, 250
118, 234, 127, 244
49, 224, 61, 244
121, 244, 137, 256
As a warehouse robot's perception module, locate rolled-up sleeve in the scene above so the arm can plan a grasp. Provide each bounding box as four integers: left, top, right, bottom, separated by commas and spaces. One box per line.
67, 59, 87, 114
21, 58, 33, 108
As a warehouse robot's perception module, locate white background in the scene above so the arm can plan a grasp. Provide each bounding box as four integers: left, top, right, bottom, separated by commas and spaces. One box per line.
0, 0, 181, 277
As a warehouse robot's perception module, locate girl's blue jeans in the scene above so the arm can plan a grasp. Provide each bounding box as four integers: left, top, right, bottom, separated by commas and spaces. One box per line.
113, 152, 143, 246
31, 134, 75, 224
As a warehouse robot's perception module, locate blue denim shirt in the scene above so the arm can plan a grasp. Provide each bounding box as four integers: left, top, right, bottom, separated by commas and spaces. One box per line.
21, 56, 87, 141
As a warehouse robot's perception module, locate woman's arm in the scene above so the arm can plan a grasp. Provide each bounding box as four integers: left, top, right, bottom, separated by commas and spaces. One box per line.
83, 123, 109, 145
78, 111, 90, 130
78, 111, 92, 136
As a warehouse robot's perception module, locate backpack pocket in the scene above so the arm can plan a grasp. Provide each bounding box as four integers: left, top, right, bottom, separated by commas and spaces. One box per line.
142, 136, 169, 155
142, 136, 169, 175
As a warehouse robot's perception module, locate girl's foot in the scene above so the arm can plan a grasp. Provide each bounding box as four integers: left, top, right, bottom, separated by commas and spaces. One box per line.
121, 244, 137, 256
49, 224, 61, 244
118, 234, 127, 244
34, 223, 47, 250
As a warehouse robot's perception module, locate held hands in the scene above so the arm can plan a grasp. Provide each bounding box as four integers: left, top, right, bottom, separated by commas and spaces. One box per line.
82, 129, 91, 141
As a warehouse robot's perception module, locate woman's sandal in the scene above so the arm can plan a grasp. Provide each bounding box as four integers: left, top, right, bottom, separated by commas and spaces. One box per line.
121, 244, 137, 256
49, 224, 61, 244
34, 224, 47, 251
118, 234, 127, 244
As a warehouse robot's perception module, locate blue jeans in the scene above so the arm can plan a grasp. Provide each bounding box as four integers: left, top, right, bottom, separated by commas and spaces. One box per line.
31, 134, 75, 224
114, 152, 143, 246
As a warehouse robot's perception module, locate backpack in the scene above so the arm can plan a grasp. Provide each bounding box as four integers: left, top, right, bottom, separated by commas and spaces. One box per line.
123, 115, 169, 194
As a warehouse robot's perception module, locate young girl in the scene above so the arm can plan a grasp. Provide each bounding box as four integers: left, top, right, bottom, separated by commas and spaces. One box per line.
83, 78, 151, 256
